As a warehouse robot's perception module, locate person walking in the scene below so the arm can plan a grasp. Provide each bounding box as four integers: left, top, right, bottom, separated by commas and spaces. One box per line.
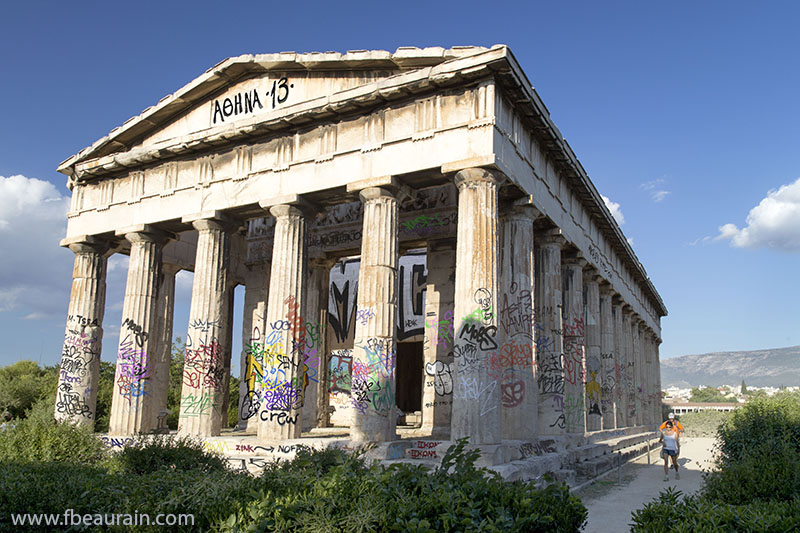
659, 412, 684, 436
659, 420, 680, 481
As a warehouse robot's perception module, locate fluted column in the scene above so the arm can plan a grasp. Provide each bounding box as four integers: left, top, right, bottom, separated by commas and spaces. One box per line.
238, 262, 270, 430
451, 168, 501, 445
654, 336, 663, 423
178, 218, 234, 436
562, 255, 586, 435
348, 188, 399, 442
622, 306, 636, 426
613, 298, 627, 427
583, 271, 602, 432
150, 263, 179, 432
302, 260, 330, 431
599, 285, 616, 429
55, 239, 109, 426
109, 229, 169, 435
632, 318, 643, 426
257, 205, 309, 441
499, 206, 537, 440
536, 231, 566, 435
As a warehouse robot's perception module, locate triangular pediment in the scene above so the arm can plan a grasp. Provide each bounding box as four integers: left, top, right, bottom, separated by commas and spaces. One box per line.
58, 46, 502, 179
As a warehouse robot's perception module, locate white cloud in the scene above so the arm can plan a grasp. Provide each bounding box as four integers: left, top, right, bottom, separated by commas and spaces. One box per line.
0, 175, 71, 318
716, 178, 800, 251
627, 237, 635, 246
641, 179, 672, 202
601, 195, 625, 225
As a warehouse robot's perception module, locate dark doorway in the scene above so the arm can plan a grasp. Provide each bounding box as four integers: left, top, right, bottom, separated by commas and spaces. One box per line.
395, 341, 423, 413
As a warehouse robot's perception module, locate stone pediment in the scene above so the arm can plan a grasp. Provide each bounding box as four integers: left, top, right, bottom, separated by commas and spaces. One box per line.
58, 46, 509, 184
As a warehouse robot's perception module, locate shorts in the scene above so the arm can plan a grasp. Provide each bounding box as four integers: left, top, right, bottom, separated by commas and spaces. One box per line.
662, 449, 678, 457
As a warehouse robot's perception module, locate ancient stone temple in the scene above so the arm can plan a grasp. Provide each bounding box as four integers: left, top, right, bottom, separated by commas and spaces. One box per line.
54, 46, 666, 454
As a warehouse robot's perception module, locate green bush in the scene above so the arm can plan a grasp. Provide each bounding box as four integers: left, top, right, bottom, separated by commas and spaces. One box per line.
221, 439, 587, 532
0, 398, 105, 465
105, 434, 229, 475
631, 488, 800, 532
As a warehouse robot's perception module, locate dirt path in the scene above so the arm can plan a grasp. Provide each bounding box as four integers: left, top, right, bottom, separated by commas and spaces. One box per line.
576, 437, 717, 532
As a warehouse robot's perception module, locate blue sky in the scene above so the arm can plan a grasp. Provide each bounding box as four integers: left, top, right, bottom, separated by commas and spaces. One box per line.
1, 1, 799, 374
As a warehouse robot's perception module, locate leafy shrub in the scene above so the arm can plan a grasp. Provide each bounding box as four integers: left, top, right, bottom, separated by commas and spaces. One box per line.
221, 439, 587, 532
0, 398, 105, 465
631, 488, 800, 532
105, 434, 229, 475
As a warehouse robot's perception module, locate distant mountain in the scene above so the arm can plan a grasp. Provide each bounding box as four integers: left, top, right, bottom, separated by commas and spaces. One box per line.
661, 346, 800, 388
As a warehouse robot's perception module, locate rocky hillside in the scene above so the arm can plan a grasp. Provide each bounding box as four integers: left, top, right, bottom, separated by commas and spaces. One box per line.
661, 345, 800, 388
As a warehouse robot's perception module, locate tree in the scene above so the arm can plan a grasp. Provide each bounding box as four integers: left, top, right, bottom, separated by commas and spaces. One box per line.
0, 361, 53, 418
740, 380, 748, 394
689, 386, 730, 403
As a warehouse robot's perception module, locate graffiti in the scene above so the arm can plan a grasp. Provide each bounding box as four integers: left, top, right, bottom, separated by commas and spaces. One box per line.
184, 336, 225, 389
585, 354, 602, 416
425, 309, 455, 348
68, 314, 99, 327
399, 212, 456, 234
410, 449, 438, 459
121, 318, 148, 346
501, 371, 526, 408
458, 322, 498, 350
328, 259, 359, 342
101, 437, 134, 448
498, 284, 533, 338
328, 349, 353, 394
55, 383, 92, 418
455, 377, 497, 416
203, 440, 231, 454
519, 442, 556, 458
259, 410, 299, 425
397, 253, 427, 339
549, 396, 566, 429
355, 306, 375, 325
424, 361, 453, 396
387, 442, 405, 460
180, 392, 215, 418
564, 394, 584, 431
189, 318, 219, 333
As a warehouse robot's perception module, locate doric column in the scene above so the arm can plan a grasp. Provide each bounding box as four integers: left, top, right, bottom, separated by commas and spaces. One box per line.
583, 270, 602, 432
109, 228, 170, 435
622, 306, 636, 426
238, 262, 270, 431
349, 187, 399, 442
55, 238, 109, 426
302, 259, 330, 431
258, 204, 309, 441
150, 263, 179, 432
178, 217, 234, 436
654, 336, 663, 423
599, 285, 616, 429
612, 297, 627, 428
421, 242, 455, 438
536, 230, 566, 435
632, 317, 643, 426
562, 254, 586, 435
451, 168, 501, 445
498, 206, 537, 440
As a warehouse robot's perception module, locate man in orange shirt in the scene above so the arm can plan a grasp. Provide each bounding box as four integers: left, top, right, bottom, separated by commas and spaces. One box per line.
659, 412, 685, 435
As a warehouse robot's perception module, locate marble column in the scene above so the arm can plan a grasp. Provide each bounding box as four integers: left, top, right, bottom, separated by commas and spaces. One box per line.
238, 262, 270, 431
302, 260, 330, 431
178, 218, 234, 436
599, 285, 616, 429
421, 243, 456, 439
654, 337, 663, 423
583, 270, 602, 432
613, 298, 627, 428
499, 206, 537, 440
350, 187, 399, 442
150, 263, 179, 432
562, 255, 586, 435
258, 205, 308, 441
55, 239, 109, 427
451, 168, 501, 445
109, 228, 170, 435
217, 289, 236, 431
623, 306, 636, 426
536, 230, 566, 436
632, 318, 643, 426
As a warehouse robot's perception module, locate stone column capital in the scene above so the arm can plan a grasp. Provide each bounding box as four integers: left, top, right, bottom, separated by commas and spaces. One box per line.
453, 167, 500, 190
269, 203, 309, 220
599, 282, 615, 297
501, 204, 538, 222
583, 267, 603, 285
117, 225, 175, 245
562, 254, 587, 269
190, 217, 238, 233
162, 262, 182, 276
359, 186, 396, 203
537, 228, 566, 247
67, 240, 111, 256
